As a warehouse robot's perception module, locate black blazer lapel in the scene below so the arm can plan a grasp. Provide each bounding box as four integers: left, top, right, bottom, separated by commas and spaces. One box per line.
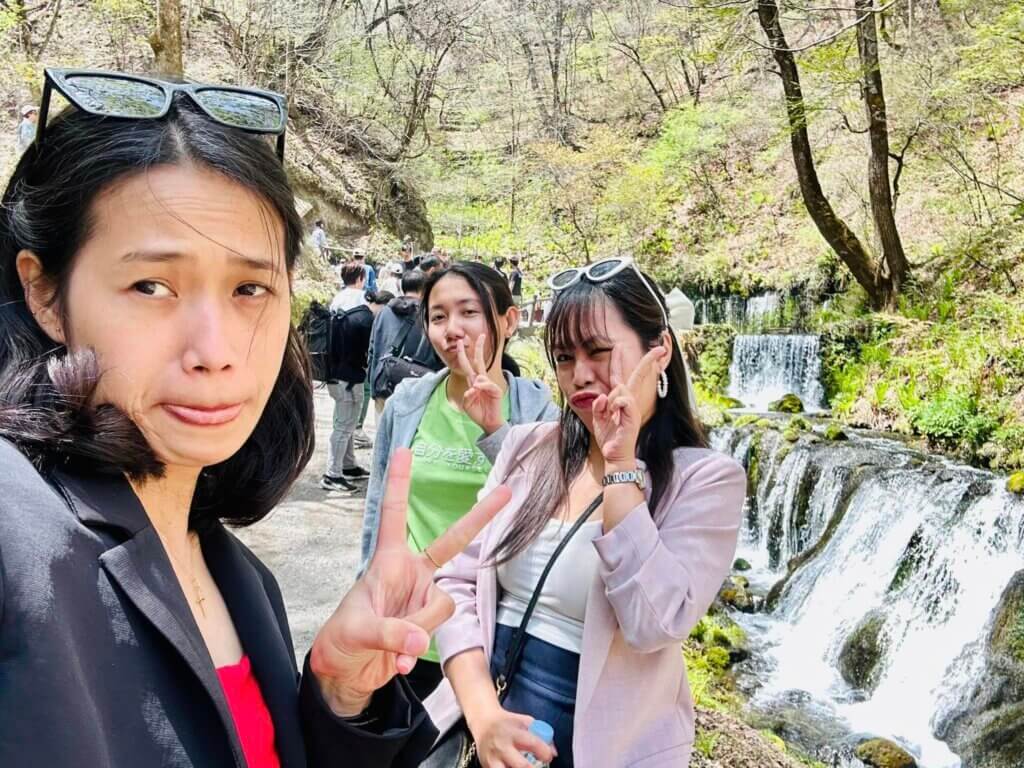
204, 526, 307, 768
51, 468, 248, 768
99, 529, 248, 768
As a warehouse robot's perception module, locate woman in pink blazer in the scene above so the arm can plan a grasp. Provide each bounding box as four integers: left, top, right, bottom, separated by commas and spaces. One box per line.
424, 258, 746, 768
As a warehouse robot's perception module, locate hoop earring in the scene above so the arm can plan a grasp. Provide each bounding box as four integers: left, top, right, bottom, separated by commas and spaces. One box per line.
658, 370, 669, 399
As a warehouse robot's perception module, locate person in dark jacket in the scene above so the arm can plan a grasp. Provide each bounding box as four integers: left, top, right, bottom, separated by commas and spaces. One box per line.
322, 264, 376, 492
367, 268, 442, 412
0, 68, 509, 768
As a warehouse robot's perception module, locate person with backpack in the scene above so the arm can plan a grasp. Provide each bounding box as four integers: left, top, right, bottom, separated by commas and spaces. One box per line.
322, 264, 376, 492
367, 269, 443, 416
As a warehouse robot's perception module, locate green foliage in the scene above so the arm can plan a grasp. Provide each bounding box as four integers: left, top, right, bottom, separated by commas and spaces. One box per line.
684, 614, 745, 711
694, 730, 719, 758
909, 389, 1001, 452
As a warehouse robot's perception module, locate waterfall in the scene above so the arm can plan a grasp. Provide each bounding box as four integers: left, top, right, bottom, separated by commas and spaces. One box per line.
711, 425, 1024, 767
727, 334, 826, 412
696, 291, 783, 329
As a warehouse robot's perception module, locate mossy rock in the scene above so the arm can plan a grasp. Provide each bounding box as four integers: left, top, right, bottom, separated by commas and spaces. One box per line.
839, 610, 889, 691
717, 578, 755, 613
769, 393, 805, 414
705, 645, 732, 671
990, 570, 1024, 664
1008, 471, 1024, 495
788, 416, 813, 431
854, 738, 917, 768
733, 557, 752, 572
755, 417, 777, 430
720, 396, 746, 409
782, 427, 801, 443
824, 423, 849, 441
733, 414, 761, 428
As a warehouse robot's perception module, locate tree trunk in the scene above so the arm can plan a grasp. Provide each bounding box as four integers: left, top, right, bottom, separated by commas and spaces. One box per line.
755, 0, 890, 309
150, 0, 184, 77
855, 0, 910, 304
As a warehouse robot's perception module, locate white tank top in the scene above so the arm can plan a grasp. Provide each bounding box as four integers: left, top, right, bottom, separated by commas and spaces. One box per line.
495, 518, 603, 654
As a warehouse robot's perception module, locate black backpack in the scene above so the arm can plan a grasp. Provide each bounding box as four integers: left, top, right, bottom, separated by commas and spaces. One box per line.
374, 316, 437, 398
299, 301, 363, 382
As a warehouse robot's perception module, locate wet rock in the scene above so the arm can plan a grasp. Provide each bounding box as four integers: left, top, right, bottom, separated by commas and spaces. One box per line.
718, 575, 756, 613
720, 396, 746, 409
935, 570, 1024, 768
887, 527, 929, 594
745, 693, 852, 765
769, 393, 805, 414
838, 610, 889, 692
854, 738, 917, 768
1008, 471, 1024, 495
823, 423, 849, 441
690, 708, 808, 768
733, 557, 752, 572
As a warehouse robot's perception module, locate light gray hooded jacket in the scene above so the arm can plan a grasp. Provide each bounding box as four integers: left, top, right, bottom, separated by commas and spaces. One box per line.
359, 368, 560, 570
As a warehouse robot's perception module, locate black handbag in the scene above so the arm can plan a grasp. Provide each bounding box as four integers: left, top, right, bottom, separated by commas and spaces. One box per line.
376, 317, 435, 398
420, 493, 604, 768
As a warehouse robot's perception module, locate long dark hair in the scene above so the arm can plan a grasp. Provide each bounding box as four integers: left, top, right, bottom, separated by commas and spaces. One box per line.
492, 266, 706, 563
420, 261, 521, 375
0, 96, 314, 530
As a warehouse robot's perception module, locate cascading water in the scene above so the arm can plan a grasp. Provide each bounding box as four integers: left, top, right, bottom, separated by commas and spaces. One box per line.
711, 425, 1024, 767
727, 334, 826, 412
696, 291, 783, 329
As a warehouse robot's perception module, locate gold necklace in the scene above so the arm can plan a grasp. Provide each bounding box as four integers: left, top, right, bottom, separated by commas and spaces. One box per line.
164, 532, 208, 618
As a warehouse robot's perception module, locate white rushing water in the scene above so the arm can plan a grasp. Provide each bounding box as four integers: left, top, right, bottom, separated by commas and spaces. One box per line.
727, 334, 826, 412
696, 291, 783, 329
713, 427, 1024, 767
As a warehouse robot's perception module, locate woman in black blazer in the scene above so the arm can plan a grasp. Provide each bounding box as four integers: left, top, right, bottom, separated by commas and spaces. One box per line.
0, 69, 508, 767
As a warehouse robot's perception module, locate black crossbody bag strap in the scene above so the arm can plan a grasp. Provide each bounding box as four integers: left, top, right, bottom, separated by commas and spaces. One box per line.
494, 492, 604, 701
389, 315, 417, 357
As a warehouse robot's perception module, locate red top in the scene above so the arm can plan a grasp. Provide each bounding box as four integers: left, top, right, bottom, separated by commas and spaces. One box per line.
216, 655, 281, 768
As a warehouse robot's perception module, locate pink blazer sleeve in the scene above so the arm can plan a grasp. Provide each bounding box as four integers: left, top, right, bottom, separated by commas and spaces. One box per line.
592, 451, 746, 653
434, 425, 527, 668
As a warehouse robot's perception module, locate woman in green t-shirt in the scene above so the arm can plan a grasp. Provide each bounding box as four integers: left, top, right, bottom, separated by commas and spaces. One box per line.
360, 261, 560, 698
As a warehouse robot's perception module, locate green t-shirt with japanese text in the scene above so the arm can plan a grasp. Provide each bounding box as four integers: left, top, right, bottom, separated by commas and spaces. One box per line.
406, 377, 510, 662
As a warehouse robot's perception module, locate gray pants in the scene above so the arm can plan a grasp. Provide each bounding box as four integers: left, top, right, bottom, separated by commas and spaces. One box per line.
326, 380, 363, 476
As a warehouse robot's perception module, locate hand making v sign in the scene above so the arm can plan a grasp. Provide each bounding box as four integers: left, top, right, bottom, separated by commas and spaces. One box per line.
309, 448, 511, 716
591, 341, 670, 469
455, 335, 506, 436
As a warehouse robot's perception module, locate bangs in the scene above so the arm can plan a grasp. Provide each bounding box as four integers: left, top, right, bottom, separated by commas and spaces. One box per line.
545, 281, 613, 363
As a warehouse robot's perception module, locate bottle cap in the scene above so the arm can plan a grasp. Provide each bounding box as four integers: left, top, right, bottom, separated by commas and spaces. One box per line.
528, 719, 554, 745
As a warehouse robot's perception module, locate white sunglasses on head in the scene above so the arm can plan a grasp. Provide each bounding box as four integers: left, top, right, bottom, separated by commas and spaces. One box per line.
547, 257, 670, 330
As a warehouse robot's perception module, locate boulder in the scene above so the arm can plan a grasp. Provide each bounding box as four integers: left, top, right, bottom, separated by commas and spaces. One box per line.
934, 570, 1024, 768
733, 558, 752, 572
854, 738, 917, 768
690, 708, 809, 768
718, 576, 756, 613
720, 396, 746, 409
824, 423, 849, 441
769, 394, 805, 414
838, 610, 889, 692
1008, 471, 1024, 495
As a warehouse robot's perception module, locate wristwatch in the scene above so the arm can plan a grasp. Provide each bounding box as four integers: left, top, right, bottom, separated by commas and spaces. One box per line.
602, 469, 646, 490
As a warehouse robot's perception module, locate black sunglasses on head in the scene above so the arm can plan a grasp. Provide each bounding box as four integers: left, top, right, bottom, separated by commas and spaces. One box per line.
35, 68, 288, 160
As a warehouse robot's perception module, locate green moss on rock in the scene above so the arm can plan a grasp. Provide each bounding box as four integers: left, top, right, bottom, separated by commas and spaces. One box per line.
769, 393, 805, 414
824, 423, 849, 441
839, 610, 889, 692
1008, 471, 1024, 494
854, 738, 917, 768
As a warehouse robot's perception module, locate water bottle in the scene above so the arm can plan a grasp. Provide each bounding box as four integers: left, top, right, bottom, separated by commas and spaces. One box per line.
523, 719, 555, 767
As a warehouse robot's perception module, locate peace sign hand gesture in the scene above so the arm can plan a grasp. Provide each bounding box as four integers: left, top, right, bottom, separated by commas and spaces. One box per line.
591, 344, 669, 469
456, 335, 506, 435
309, 448, 510, 716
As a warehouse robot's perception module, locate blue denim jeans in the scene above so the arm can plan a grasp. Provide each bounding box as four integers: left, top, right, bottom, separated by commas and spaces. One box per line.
491, 624, 579, 768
